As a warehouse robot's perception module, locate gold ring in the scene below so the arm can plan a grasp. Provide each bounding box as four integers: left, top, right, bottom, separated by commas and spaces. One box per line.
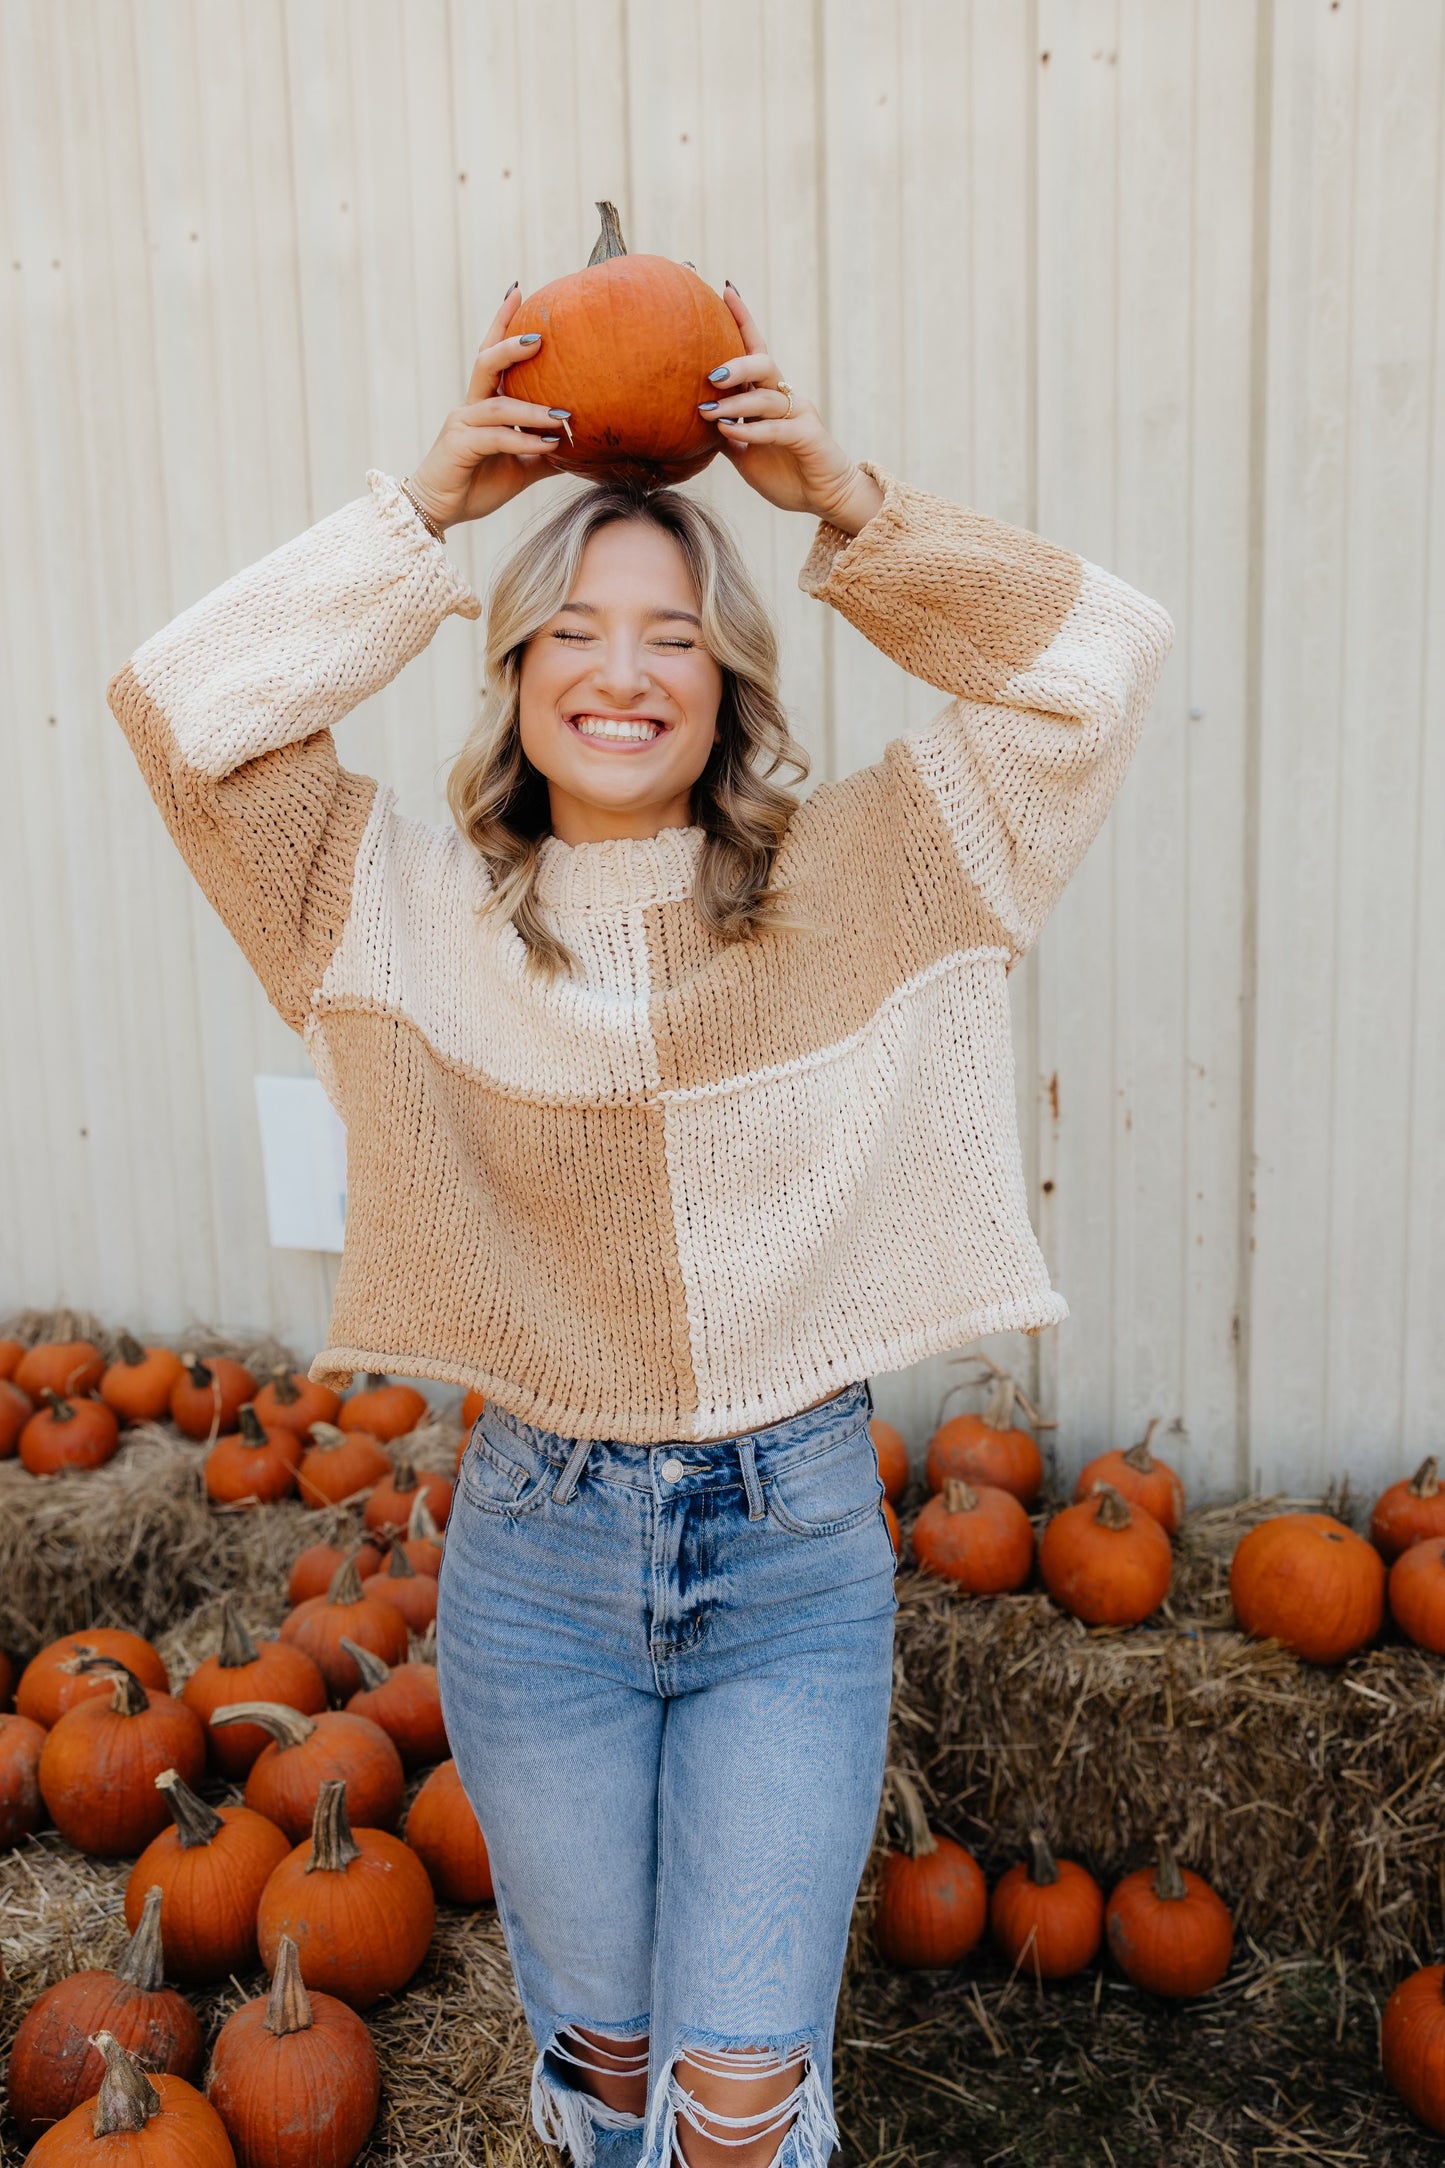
776, 379, 794, 419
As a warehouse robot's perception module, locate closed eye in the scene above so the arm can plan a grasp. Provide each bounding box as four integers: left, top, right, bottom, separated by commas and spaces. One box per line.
550, 629, 695, 650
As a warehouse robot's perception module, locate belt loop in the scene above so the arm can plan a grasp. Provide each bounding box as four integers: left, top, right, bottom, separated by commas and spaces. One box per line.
738, 1438, 766, 1521
552, 1433, 594, 1504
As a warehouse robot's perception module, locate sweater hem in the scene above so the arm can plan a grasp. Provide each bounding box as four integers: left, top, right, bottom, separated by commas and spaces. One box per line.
307, 1290, 1069, 1445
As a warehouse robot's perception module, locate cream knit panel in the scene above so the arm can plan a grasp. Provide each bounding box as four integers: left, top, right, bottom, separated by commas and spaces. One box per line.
800, 464, 1174, 951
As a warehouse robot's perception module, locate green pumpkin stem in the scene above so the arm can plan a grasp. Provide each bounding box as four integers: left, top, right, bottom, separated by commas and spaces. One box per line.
588, 200, 628, 265
1026, 1830, 1061, 1887
114, 1885, 167, 1991
306, 1778, 363, 1874
265, 1935, 314, 2036
1152, 1838, 1188, 1902
90, 2032, 162, 2135
155, 1767, 223, 1849
339, 1636, 391, 1692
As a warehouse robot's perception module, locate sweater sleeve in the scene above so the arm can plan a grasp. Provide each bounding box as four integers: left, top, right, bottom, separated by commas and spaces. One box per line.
798, 460, 1174, 953
106, 470, 481, 1032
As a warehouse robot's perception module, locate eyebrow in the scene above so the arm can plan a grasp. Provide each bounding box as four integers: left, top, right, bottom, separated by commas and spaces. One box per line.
556, 600, 702, 628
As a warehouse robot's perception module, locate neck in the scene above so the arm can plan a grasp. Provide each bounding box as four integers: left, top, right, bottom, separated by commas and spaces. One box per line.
545, 783, 697, 846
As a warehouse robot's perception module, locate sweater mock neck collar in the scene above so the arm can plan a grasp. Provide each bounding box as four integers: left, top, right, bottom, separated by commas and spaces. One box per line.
533, 823, 706, 912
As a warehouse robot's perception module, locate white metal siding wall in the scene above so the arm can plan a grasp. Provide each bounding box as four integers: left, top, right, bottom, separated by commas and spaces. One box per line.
2, 0, 1441, 1497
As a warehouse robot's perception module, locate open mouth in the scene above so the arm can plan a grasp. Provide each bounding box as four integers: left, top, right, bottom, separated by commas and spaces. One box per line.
566, 713, 668, 749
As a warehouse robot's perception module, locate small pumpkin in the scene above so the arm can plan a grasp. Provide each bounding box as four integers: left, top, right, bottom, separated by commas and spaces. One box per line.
1388, 1537, 1445, 1655
257, 1779, 436, 2011
1371, 1456, 1445, 1563
1105, 1840, 1233, 1997
25, 2031, 233, 2167
870, 1418, 910, 1505
882, 1496, 901, 1557
13, 1337, 106, 1403
287, 1539, 385, 1608
180, 1600, 328, 1776
404, 1758, 493, 1904
252, 1365, 343, 1439
17, 1631, 169, 1729
279, 1553, 411, 1698
215, 1700, 405, 1841
338, 1373, 428, 1442
0, 1711, 46, 1850
396, 1491, 445, 1575
341, 1640, 448, 1770
989, 1831, 1104, 1980
1040, 1483, 1172, 1627
124, 1768, 290, 1982
170, 1352, 258, 1441
362, 1456, 453, 1534
925, 1360, 1048, 1505
460, 1386, 486, 1426
204, 1405, 303, 1506
296, 1421, 391, 1507
19, 1388, 121, 1476
872, 1771, 986, 1969
911, 1478, 1034, 1593
1073, 1418, 1185, 1535
38, 1664, 207, 1855
206, 1933, 380, 2168
368, 1543, 439, 1634
0, 1334, 23, 1378
0, 1375, 33, 1456
99, 1334, 185, 1425
6, 1891, 205, 2142
1229, 1511, 1385, 1664
1382, 1963, 1445, 2136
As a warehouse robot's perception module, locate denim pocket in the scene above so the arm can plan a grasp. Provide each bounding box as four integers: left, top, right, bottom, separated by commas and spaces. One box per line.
766, 1422, 884, 1538
458, 1422, 556, 1517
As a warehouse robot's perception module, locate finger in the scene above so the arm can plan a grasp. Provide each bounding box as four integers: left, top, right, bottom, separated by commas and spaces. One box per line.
698, 387, 803, 420
455, 395, 572, 431
703, 348, 776, 393
465, 323, 542, 403
458, 423, 563, 458
722, 281, 768, 355
713, 417, 795, 445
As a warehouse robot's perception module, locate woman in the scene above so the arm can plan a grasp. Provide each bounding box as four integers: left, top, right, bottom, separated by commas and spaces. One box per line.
109, 279, 1172, 2168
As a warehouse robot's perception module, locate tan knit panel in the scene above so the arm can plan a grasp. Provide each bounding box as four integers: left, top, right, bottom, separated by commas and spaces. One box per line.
108, 662, 377, 1033
645, 740, 1007, 1091
315, 1007, 699, 1436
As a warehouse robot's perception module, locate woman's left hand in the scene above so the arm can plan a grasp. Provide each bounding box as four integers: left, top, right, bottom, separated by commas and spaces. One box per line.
701, 285, 883, 536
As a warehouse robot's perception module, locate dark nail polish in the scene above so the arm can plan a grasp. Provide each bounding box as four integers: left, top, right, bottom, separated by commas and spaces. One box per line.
708, 365, 730, 383
548, 408, 572, 419
725, 278, 739, 293
698, 400, 719, 412
506, 278, 519, 294
519, 332, 541, 344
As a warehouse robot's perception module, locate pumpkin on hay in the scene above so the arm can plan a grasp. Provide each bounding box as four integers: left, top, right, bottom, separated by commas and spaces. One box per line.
13, 1337, 105, 1403
6, 1889, 205, 2142
252, 1365, 343, 1439
1371, 1456, 1445, 1563
99, 1334, 185, 1425
296, 1420, 391, 1507
369, 1542, 439, 1634
869, 1418, 910, 1505
1387, 1537, 1445, 1655
257, 1779, 436, 2011
925, 1357, 1049, 1505
1105, 1839, 1233, 1997
38, 1664, 206, 1856
404, 1758, 493, 1904
911, 1478, 1034, 1593
180, 1599, 328, 1777
1229, 1511, 1384, 1664
872, 1771, 986, 1969
170, 1352, 257, 1441
1073, 1417, 1185, 1535
124, 1769, 289, 1983
1382, 1963, 1445, 2137
338, 1373, 428, 1442
215, 1700, 405, 1842
19, 1388, 121, 1475
0, 1334, 24, 1378
287, 1538, 385, 1608
17, 1631, 169, 1729
500, 201, 746, 488
0, 1711, 46, 1850
25, 2031, 233, 2167
1039, 1483, 1173, 1628
394, 1491, 445, 1575
341, 1639, 448, 1770
1, 1375, 33, 1455
990, 1831, 1104, 1981
279, 1553, 411, 1698
363, 1456, 453, 1535
206, 1933, 379, 2168
204, 1405, 303, 1506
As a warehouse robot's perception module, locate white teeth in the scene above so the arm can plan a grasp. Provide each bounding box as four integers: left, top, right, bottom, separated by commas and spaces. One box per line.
572, 715, 661, 742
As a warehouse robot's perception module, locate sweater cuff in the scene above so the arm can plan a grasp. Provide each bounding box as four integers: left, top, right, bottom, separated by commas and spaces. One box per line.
364, 469, 482, 621
796, 460, 909, 602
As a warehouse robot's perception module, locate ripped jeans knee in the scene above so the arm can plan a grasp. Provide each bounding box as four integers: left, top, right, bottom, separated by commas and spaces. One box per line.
639, 2037, 838, 2168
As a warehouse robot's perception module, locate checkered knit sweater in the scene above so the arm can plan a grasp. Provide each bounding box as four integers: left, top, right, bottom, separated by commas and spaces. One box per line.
108, 463, 1172, 1442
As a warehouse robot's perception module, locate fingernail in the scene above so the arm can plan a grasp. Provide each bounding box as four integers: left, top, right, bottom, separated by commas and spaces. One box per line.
698, 400, 719, 412
505, 278, 519, 294
548, 407, 571, 419
725, 278, 739, 292
708, 364, 730, 383
519, 332, 541, 344
540, 435, 560, 445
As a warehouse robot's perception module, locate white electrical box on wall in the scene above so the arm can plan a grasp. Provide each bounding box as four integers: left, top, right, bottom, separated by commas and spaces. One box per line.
254, 1075, 348, 1253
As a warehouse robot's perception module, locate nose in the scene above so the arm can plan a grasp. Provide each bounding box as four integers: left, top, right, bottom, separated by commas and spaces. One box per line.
587, 635, 654, 705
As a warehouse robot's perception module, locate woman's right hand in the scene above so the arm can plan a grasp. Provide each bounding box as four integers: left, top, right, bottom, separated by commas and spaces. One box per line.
404, 287, 567, 529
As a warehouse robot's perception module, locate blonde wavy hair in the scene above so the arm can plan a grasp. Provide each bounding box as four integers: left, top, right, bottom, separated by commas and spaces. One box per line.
447, 479, 811, 978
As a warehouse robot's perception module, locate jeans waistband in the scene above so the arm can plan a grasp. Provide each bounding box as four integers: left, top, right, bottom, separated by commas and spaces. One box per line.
481, 1379, 874, 1469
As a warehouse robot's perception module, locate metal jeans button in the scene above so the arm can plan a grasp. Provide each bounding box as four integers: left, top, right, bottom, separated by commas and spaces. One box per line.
660, 1457, 686, 1483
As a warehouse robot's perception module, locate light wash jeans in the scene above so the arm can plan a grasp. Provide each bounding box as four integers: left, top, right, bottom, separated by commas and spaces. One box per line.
434, 1377, 898, 2168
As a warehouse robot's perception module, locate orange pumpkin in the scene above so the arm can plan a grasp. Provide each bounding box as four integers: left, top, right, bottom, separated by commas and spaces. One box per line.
990, 1831, 1105, 1980
363, 1457, 453, 1534
13, 1337, 105, 1403
501, 202, 746, 487
204, 1404, 303, 1505
1382, 1963, 1445, 2136
911, 1478, 1034, 1593
460, 1386, 486, 1427
342, 1640, 448, 1770
0, 1335, 23, 1379
280, 1553, 411, 1699
882, 1497, 901, 1557
1105, 1841, 1233, 1997
338, 1374, 428, 1442
1229, 1511, 1384, 1664
1371, 1456, 1445, 1563
25, 2032, 232, 2166
0, 1711, 46, 1850
1388, 1538, 1445, 1654
17, 1631, 169, 1729
99, 1334, 185, 1425
1073, 1418, 1184, 1535
368, 1544, 439, 1634
6, 1891, 205, 2142
287, 1539, 385, 1608
20, 1388, 120, 1475
404, 1758, 493, 1904
395, 1491, 445, 1576
251, 1366, 343, 1439
872, 1772, 986, 1969
925, 1362, 1048, 1505
257, 1779, 436, 2011
217, 1701, 405, 1841
124, 1769, 290, 1982
1039, 1484, 1173, 1627
206, 1933, 380, 2168
38, 1666, 206, 1856
0, 1375, 33, 1456
170, 1351, 257, 1441
180, 1600, 328, 1777
869, 1418, 910, 1505
296, 1421, 391, 1507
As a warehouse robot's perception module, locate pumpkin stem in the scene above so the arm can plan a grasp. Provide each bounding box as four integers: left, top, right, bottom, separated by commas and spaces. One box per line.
264, 1934, 315, 2036
1026, 1830, 1061, 1887
39, 1387, 76, 1421
416, 1620, 438, 1665
390, 1458, 419, 1498
114, 1885, 167, 1990
1152, 1838, 1188, 1902
116, 1330, 148, 1368
326, 1552, 369, 1605
181, 1353, 213, 1388
942, 1479, 979, 1514
270, 1367, 302, 1405
238, 1404, 267, 1445
407, 1492, 442, 1544
588, 200, 628, 264
364, 1371, 390, 1390
306, 1777, 363, 1874
339, 1636, 391, 1691
217, 1596, 260, 1669
1122, 1418, 1162, 1473
89, 2032, 162, 2135
386, 1539, 419, 1580
889, 1770, 939, 1859
1409, 1456, 1441, 1500
73, 1658, 149, 1717
156, 1767, 224, 1849
1092, 1482, 1134, 1532
983, 1375, 1018, 1433
210, 1699, 317, 1751
307, 1420, 346, 1449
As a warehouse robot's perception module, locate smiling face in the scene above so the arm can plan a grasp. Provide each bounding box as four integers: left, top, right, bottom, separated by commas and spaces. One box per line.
517, 517, 726, 843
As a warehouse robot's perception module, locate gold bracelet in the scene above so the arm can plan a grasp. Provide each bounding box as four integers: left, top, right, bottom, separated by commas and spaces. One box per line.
400, 476, 447, 544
